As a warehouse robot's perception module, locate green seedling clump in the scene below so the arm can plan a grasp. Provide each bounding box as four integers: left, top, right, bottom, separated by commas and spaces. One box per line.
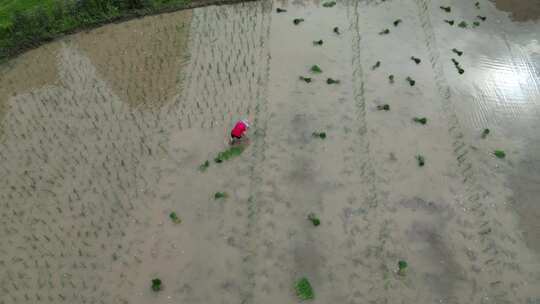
475, 1, 480, 8
313, 40, 323, 45
199, 160, 210, 171
295, 278, 314, 300
322, 1, 336, 7
151, 278, 162, 292
440, 6, 451, 12
494, 150, 506, 159
310, 65, 323, 73
406, 76, 416, 86
372, 61, 381, 70
413, 117, 427, 125
416, 155, 425, 167
452, 48, 463, 56
451, 58, 465, 74
481, 128, 490, 139
398, 260, 408, 276
169, 212, 181, 224
312, 132, 327, 139
477, 15, 486, 21
308, 213, 321, 226
300, 76, 312, 83
215, 146, 245, 163
458, 21, 468, 28
333, 27, 340, 34
393, 19, 402, 26
276, 8, 287, 13
411, 56, 421, 64
214, 192, 228, 199
388, 75, 395, 84
377, 104, 390, 111
326, 78, 340, 84
473, 21, 480, 27
293, 18, 305, 25
444, 19, 455, 25
379, 28, 390, 35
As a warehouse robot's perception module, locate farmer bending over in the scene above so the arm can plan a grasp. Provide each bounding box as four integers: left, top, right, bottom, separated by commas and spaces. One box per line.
230, 119, 250, 144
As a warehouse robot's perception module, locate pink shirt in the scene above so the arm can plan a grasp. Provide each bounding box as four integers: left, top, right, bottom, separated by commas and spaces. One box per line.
231, 121, 247, 137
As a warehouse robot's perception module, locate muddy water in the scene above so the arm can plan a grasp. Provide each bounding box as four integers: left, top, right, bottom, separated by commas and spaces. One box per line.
1, 0, 540, 303
75, 10, 193, 109
490, 0, 540, 22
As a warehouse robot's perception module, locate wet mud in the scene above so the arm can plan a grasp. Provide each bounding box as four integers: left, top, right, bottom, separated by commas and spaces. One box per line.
491, 0, 540, 22
1, 0, 540, 303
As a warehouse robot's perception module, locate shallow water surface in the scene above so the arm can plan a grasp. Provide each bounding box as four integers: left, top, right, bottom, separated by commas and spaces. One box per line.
0, 0, 539, 303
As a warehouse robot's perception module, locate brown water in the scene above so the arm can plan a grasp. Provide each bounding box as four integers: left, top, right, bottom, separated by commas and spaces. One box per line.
491, 0, 540, 22
1, 0, 540, 303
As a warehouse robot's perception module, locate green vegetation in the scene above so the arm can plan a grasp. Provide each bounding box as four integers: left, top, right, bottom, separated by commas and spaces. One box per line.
333, 26, 340, 34
494, 150, 506, 159
322, 1, 336, 8
416, 155, 425, 167
439, 6, 451, 12
481, 128, 490, 139
444, 19, 454, 25
0, 0, 54, 28
215, 146, 245, 163
313, 39, 323, 45
300, 76, 312, 83
372, 61, 381, 70
295, 278, 314, 300
473, 21, 480, 27
276, 8, 287, 13
477, 15, 486, 21
307, 213, 321, 226
388, 74, 394, 84
379, 28, 390, 35
475, 1, 480, 8
0, 0, 193, 60
169, 212, 181, 224
406, 76, 416, 86
393, 19, 402, 26
214, 192, 228, 199
413, 117, 427, 125
151, 278, 162, 292
458, 21, 468, 28
310, 65, 323, 73
326, 78, 340, 84
199, 160, 210, 171
377, 104, 390, 111
312, 132, 326, 139
452, 48, 463, 56
397, 260, 408, 276
293, 18, 304, 25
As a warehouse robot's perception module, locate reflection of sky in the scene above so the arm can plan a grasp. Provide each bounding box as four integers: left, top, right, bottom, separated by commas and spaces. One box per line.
481, 38, 539, 104
469, 38, 540, 130
482, 54, 537, 105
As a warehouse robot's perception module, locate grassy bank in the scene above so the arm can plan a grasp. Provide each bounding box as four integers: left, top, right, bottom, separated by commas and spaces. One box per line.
0, 0, 57, 28
0, 0, 252, 61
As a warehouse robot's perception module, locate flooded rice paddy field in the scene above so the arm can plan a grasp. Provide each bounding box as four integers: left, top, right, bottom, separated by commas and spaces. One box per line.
1, 0, 540, 303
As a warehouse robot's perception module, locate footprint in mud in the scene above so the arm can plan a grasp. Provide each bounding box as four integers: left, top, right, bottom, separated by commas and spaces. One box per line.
399, 198, 469, 302
406, 220, 466, 302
